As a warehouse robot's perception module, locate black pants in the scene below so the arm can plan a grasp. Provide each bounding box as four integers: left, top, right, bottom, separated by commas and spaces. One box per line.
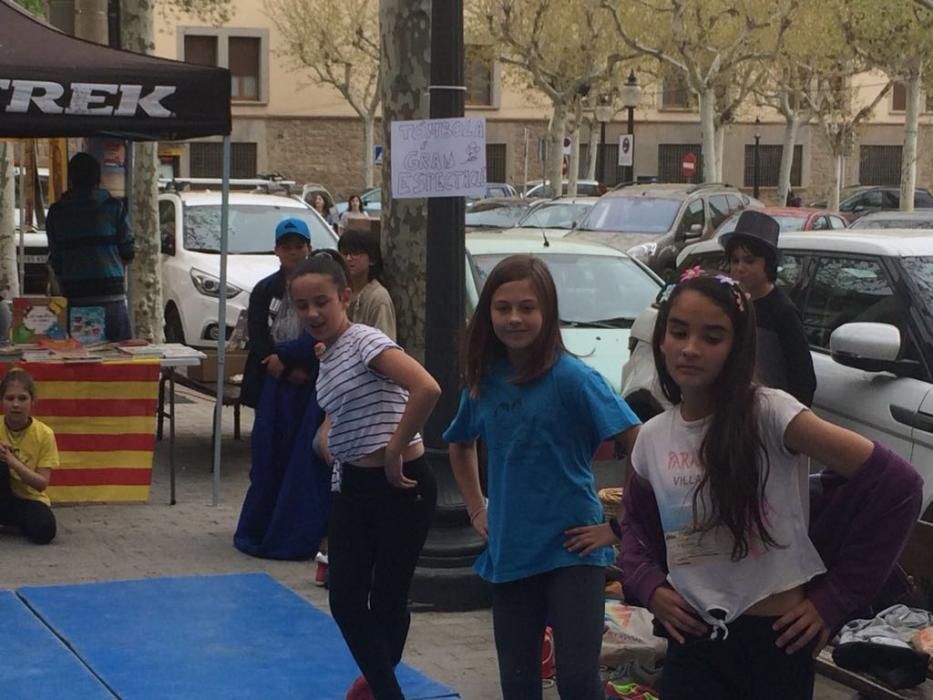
328, 457, 436, 700
0, 462, 56, 544
662, 614, 816, 699
492, 565, 606, 700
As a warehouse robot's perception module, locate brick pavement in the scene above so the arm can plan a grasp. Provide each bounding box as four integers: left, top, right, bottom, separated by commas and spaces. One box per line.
0, 388, 854, 699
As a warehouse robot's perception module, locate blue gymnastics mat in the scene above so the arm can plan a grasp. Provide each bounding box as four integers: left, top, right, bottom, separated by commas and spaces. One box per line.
0, 590, 114, 700
18, 573, 459, 700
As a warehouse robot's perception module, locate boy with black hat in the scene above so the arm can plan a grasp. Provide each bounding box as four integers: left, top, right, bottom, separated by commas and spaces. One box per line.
721, 210, 816, 406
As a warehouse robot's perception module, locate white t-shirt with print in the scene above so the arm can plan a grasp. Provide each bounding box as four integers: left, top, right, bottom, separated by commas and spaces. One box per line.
631, 387, 826, 626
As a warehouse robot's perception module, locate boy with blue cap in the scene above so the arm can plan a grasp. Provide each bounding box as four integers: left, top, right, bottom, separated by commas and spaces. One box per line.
235, 217, 333, 563
240, 217, 312, 407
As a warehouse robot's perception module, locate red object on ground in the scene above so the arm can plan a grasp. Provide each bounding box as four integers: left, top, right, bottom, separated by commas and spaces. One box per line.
345, 675, 375, 700
541, 625, 556, 679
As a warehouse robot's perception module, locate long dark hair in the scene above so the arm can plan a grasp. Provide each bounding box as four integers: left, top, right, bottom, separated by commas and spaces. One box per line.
463, 255, 565, 397
652, 274, 780, 560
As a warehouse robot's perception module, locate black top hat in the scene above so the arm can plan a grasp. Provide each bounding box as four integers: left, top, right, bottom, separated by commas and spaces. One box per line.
720, 210, 780, 253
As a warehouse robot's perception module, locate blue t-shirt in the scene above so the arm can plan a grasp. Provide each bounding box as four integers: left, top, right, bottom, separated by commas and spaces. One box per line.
443, 353, 640, 583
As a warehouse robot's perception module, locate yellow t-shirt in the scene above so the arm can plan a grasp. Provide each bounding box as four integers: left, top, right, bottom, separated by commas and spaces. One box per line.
0, 419, 59, 505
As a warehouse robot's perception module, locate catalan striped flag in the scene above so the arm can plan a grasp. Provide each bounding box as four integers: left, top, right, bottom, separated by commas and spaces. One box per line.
2, 360, 161, 503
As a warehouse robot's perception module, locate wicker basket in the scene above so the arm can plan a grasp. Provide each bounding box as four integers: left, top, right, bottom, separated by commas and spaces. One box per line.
598, 487, 624, 521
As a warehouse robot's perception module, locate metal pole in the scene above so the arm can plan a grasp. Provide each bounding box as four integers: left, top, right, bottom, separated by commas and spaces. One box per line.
627, 106, 636, 185
124, 142, 134, 334
753, 134, 761, 199
425, 0, 465, 446
17, 142, 25, 293
210, 136, 231, 506
522, 127, 529, 195
599, 121, 606, 186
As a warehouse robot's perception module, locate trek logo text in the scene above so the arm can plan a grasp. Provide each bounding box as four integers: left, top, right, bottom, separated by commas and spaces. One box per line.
0, 80, 176, 118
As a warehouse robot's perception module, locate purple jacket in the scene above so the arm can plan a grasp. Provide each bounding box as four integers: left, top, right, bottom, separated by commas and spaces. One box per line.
618, 442, 923, 632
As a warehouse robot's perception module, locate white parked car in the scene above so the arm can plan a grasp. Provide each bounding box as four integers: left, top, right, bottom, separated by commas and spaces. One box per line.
158, 191, 338, 347
465, 232, 662, 393
661, 229, 933, 520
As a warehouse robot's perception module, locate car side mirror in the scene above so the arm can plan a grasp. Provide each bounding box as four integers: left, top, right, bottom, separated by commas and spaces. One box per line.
685, 223, 703, 240
830, 322, 919, 376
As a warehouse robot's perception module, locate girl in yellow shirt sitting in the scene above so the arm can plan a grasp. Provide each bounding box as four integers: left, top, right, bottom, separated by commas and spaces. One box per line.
0, 368, 58, 544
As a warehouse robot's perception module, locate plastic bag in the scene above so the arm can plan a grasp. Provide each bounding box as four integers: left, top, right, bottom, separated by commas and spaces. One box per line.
601, 602, 667, 667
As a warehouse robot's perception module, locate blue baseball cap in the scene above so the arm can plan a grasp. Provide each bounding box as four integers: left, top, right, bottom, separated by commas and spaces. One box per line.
275, 217, 311, 243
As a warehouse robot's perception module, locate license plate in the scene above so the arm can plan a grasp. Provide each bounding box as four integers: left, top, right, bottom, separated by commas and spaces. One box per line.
21, 255, 47, 265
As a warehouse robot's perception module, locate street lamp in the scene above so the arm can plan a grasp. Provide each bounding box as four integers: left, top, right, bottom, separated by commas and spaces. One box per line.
594, 96, 613, 188
753, 116, 762, 199
620, 70, 641, 186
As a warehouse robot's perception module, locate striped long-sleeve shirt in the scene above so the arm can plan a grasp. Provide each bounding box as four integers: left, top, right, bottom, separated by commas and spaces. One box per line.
316, 323, 420, 464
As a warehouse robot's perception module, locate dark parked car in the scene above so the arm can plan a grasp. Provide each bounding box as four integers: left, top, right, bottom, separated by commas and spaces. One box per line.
567, 182, 761, 278
812, 186, 933, 222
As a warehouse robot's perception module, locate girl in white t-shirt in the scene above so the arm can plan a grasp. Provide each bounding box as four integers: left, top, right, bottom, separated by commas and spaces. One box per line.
289, 251, 440, 700
628, 271, 915, 699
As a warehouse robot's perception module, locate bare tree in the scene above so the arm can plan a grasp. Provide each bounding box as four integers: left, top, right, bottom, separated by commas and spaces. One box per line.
0, 143, 20, 300
268, 0, 382, 188
470, 0, 632, 193
603, 0, 796, 182
840, 0, 933, 211
120, 0, 164, 342
379, 0, 430, 361
805, 65, 892, 210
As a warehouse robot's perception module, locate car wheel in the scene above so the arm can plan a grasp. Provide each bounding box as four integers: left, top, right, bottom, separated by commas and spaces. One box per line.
164, 305, 185, 345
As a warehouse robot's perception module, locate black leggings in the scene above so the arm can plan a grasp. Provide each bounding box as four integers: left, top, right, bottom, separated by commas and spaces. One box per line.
0, 462, 56, 544
662, 614, 816, 699
328, 457, 437, 700
492, 565, 606, 700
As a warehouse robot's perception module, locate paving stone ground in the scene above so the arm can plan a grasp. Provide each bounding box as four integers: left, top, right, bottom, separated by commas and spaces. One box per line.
0, 387, 854, 699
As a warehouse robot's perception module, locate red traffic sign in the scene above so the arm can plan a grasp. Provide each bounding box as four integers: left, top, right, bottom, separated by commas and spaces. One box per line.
681, 152, 697, 177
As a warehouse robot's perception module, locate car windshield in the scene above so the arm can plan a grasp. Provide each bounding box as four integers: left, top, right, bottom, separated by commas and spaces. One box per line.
858, 216, 933, 230
516, 202, 592, 229
470, 253, 659, 325
717, 213, 810, 235
902, 256, 933, 309
183, 205, 336, 254
578, 197, 680, 233
465, 205, 530, 229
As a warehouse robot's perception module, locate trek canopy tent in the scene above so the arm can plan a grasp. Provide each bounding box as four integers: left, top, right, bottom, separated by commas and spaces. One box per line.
1, 0, 233, 505
0, 0, 230, 139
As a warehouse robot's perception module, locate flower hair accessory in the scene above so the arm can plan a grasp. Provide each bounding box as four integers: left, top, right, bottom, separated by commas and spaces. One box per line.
679, 265, 704, 282
713, 273, 749, 313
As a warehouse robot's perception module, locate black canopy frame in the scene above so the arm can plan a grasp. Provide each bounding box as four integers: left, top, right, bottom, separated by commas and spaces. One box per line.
1, 0, 233, 504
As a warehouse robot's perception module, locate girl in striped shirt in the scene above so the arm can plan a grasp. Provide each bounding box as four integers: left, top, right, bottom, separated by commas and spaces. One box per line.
289, 252, 441, 700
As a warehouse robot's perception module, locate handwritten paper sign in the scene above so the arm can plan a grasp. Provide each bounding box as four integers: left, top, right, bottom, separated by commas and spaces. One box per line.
390, 117, 487, 199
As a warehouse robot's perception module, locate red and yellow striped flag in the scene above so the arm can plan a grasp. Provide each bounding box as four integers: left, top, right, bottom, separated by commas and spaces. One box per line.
2, 361, 161, 503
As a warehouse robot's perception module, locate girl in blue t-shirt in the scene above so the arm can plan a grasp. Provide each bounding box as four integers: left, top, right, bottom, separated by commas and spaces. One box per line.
445, 254, 640, 700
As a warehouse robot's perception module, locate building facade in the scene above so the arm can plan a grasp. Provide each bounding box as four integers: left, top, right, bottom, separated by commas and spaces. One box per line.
152, 4, 933, 204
